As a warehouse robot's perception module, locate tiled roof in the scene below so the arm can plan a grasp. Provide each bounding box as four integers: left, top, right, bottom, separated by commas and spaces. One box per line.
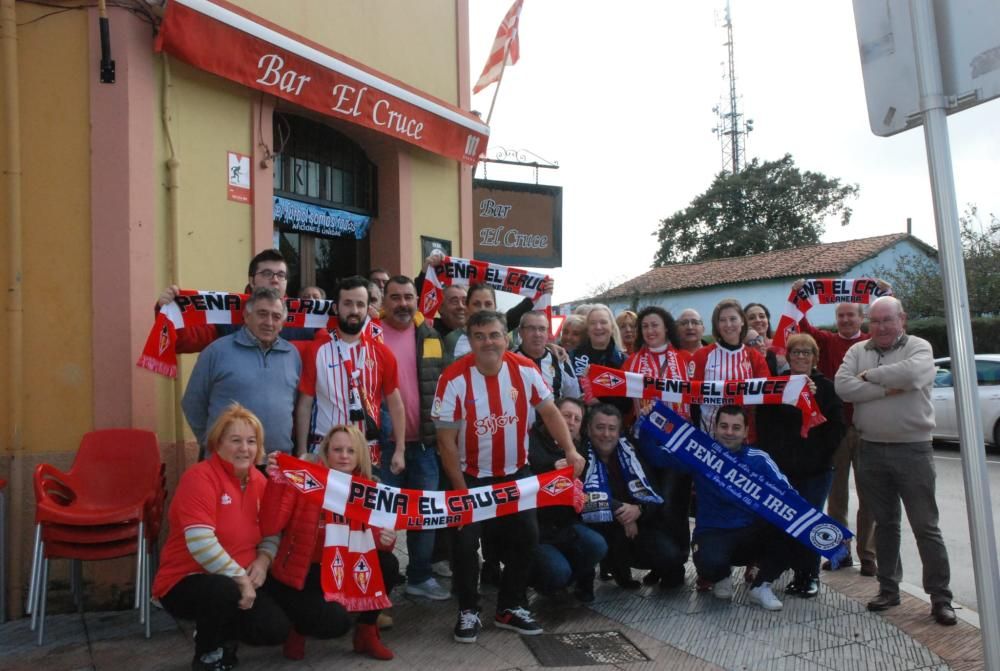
597, 233, 934, 300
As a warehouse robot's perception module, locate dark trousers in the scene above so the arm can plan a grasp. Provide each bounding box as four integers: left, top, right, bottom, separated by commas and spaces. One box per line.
788, 470, 834, 579
452, 469, 539, 612
590, 520, 685, 578
531, 523, 607, 594
160, 574, 291, 655
652, 466, 693, 559
692, 524, 785, 586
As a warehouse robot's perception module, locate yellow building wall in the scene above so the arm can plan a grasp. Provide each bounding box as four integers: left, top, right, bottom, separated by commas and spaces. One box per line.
238, 0, 464, 267
1, 8, 93, 454
153, 61, 255, 438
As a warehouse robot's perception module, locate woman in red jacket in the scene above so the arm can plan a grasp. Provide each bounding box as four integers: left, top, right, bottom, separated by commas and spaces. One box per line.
261, 425, 399, 661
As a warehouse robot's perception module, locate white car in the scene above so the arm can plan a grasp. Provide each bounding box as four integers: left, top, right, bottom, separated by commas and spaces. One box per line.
931, 355, 1000, 448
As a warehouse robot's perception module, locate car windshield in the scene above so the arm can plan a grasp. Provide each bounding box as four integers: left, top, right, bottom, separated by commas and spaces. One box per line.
934, 366, 953, 388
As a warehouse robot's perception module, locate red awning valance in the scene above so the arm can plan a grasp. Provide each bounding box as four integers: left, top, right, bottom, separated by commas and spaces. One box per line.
155, 0, 489, 165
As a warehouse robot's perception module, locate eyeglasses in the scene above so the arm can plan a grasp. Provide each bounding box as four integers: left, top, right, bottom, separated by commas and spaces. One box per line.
788, 349, 815, 357
255, 269, 288, 280
677, 319, 703, 327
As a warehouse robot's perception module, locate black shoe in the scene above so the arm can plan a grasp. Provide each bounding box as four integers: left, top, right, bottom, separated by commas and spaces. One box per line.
642, 571, 660, 586
867, 591, 901, 611
800, 578, 820, 598
453, 609, 482, 643
932, 602, 958, 626
495, 607, 543, 635
613, 570, 640, 590
598, 559, 613, 581
191, 651, 230, 671
822, 556, 854, 571
220, 641, 238, 669
785, 579, 804, 595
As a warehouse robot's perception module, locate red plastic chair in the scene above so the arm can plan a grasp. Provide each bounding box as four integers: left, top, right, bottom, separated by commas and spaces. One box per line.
28, 429, 163, 645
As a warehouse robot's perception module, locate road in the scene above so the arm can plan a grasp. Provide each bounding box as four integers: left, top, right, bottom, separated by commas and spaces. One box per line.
844, 441, 1000, 612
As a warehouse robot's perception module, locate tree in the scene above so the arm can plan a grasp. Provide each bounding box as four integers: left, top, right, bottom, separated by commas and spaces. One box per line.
876, 205, 1000, 319
652, 154, 859, 266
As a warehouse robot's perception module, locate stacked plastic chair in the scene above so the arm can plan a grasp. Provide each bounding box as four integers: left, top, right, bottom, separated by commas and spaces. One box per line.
27, 429, 165, 645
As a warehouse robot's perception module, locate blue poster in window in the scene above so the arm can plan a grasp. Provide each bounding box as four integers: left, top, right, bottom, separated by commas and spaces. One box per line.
273, 196, 371, 239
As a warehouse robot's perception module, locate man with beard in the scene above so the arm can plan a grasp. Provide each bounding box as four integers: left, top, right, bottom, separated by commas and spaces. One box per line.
379, 276, 450, 601
295, 276, 406, 465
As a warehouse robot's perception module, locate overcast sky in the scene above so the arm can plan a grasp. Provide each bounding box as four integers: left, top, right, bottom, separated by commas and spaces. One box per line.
467, 1, 1000, 305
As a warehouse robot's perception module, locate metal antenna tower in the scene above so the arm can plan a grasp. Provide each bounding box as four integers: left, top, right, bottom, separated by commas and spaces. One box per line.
712, 0, 753, 174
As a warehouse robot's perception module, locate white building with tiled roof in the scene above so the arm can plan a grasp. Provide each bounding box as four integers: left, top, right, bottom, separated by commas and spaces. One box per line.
561, 233, 937, 325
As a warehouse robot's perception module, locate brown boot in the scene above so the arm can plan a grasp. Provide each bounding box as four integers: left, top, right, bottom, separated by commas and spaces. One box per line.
354, 623, 394, 661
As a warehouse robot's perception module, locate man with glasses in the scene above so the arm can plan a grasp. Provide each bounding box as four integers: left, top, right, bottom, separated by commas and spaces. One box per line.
676, 309, 706, 355
155, 249, 318, 352
515, 311, 581, 401
835, 296, 956, 626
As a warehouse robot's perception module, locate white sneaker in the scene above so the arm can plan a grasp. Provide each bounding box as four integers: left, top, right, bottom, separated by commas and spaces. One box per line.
749, 582, 783, 611
405, 577, 451, 601
432, 560, 453, 577
712, 575, 734, 600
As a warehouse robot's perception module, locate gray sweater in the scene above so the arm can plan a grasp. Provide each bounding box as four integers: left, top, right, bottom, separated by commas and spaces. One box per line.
182, 327, 301, 453
835, 334, 936, 443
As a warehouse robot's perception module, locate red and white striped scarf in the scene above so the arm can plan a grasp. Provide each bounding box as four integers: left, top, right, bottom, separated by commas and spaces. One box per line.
321, 513, 391, 612
772, 278, 890, 355
585, 364, 826, 438
419, 256, 551, 321
136, 290, 381, 378
623, 345, 691, 419
275, 454, 582, 530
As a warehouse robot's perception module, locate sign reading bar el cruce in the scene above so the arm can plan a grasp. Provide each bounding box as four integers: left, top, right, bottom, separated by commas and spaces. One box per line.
473, 179, 562, 268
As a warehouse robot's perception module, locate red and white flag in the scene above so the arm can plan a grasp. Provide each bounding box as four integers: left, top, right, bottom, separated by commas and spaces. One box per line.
473, 0, 524, 94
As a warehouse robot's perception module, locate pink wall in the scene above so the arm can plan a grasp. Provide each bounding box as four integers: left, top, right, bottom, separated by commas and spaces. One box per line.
88, 7, 156, 431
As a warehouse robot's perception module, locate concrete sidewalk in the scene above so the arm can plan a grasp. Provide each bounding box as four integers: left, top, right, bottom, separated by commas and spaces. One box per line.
0, 560, 983, 671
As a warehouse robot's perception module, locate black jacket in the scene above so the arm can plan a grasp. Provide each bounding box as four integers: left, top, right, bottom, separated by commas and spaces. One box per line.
756, 372, 845, 479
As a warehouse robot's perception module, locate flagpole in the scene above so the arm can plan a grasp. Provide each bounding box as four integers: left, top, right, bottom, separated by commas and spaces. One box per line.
485, 26, 516, 126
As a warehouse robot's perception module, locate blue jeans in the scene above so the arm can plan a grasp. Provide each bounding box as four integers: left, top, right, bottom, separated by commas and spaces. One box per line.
531, 524, 607, 593
380, 441, 440, 584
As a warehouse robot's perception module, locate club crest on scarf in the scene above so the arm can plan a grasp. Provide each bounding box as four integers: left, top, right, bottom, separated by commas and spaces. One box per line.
353, 556, 372, 594
283, 469, 324, 494
157, 322, 171, 356
592, 371, 624, 390
331, 548, 345, 590
542, 475, 573, 497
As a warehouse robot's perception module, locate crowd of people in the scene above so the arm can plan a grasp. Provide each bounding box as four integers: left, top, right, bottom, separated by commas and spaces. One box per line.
151, 250, 959, 671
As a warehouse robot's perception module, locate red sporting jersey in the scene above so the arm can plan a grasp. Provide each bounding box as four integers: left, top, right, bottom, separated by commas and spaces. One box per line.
432, 351, 552, 478
624, 344, 693, 421
692, 343, 770, 442
299, 332, 399, 444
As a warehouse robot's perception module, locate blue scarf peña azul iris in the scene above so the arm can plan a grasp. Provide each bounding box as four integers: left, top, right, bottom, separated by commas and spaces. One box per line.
582, 437, 662, 523
637, 403, 852, 562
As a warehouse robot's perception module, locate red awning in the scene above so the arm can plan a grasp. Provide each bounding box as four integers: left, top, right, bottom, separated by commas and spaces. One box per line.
155, 0, 489, 165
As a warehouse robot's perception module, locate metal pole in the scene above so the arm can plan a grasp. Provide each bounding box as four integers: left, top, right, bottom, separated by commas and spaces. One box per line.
910, 2, 1000, 665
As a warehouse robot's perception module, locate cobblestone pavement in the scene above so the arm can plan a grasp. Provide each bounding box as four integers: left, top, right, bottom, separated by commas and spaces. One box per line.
0, 557, 983, 671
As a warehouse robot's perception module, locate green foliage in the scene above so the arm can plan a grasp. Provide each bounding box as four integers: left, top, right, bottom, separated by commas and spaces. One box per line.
876, 205, 1000, 319
652, 154, 859, 266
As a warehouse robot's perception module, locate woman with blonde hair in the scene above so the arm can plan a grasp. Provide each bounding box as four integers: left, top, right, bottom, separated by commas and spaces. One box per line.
153, 404, 290, 671
616, 310, 639, 355
261, 425, 399, 661
570, 304, 628, 413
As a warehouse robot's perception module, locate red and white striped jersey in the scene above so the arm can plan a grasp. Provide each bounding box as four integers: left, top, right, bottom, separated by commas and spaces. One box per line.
432, 351, 552, 478
299, 333, 399, 442
692, 343, 770, 439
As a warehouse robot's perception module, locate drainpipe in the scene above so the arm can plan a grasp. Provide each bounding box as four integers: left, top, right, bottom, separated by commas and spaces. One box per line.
1, 0, 25, 619
161, 53, 186, 469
